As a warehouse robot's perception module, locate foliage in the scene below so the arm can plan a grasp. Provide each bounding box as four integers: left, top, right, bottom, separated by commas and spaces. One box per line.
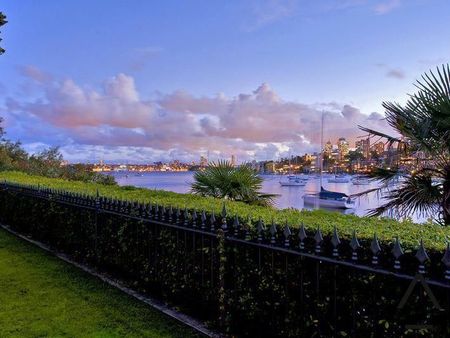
346, 150, 365, 162
0, 12, 6, 55
1, 170, 449, 251
0, 137, 116, 185
0, 188, 448, 336
191, 160, 276, 206
359, 65, 450, 225
0, 228, 199, 337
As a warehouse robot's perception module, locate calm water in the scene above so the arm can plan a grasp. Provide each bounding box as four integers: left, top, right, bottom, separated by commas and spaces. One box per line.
110, 171, 426, 222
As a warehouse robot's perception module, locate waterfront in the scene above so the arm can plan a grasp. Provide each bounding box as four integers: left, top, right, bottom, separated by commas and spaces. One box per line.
110, 171, 428, 222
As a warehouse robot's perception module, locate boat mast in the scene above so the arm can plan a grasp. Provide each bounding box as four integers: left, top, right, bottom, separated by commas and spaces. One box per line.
320, 112, 324, 188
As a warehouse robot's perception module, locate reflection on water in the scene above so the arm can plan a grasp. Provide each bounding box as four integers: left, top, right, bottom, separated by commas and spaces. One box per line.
110, 171, 425, 222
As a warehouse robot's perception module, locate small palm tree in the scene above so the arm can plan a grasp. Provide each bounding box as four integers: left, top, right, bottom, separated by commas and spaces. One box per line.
358, 64, 450, 225
191, 160, 276, 206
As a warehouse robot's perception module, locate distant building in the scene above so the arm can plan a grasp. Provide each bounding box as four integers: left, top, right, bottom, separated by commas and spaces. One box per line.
355, 138, 370, 158
264, 161, 275, 173
337, 137, 349, 160
231, 154, 236, 167
324, 140, 333, 158
374, 142, 385, 156
200, 156, 208, 167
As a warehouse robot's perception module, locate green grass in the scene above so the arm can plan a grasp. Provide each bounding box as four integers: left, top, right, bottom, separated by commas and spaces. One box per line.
0, 227, 200, 338
1, 170, 449, 251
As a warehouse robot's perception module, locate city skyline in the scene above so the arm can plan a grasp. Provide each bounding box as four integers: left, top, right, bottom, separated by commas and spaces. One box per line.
1, 1, 449, 163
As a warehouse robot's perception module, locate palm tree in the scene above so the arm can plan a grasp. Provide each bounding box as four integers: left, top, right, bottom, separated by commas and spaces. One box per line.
191, 160, 275, 206
358, 64, 450, 225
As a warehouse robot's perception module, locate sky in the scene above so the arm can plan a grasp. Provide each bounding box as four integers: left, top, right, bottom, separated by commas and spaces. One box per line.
0, 0, 449, 163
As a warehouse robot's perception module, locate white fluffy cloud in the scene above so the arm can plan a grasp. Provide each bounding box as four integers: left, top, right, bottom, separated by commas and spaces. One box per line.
4, 68, 392, 162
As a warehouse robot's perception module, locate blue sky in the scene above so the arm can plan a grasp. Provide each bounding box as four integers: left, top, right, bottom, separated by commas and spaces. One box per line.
0, 0, 449, 163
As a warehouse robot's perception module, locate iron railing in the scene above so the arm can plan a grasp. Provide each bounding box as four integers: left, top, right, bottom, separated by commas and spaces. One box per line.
1, 181, 449, 336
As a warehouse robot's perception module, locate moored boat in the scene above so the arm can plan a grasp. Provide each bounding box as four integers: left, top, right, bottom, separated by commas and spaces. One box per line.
328, 174, 350, 183
303, 187, 355, 209
279, 175, 307, 186
351, 176, 370, 185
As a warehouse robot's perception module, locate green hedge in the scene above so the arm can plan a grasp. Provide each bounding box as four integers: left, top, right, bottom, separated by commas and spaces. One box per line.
0, 170, 449, 251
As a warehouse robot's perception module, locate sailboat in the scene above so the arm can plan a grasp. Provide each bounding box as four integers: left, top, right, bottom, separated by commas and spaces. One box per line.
302, 113, 355, 209
303, 187, 355, 208
328, 167, 350, 183
351, 175, 370, 185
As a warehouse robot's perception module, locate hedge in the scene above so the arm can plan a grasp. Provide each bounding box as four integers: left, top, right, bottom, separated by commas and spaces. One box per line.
0, 170, 449, 252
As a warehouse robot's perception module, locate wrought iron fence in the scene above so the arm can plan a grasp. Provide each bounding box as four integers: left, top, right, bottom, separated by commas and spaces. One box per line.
0, 181, 449, 337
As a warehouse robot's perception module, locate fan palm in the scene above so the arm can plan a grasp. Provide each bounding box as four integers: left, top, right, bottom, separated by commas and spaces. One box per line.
358, 64, 450, 225
191, 160, 276, 206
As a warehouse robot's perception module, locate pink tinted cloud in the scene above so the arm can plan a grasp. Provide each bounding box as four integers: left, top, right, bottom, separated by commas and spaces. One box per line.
13, 68, 392, 161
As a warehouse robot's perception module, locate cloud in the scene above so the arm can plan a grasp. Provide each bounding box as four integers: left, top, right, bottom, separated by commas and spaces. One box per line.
4, 67, 393, 162
129, 47, 163, 71
373, 0, 401, 15
376, 64, 406, 79
244, 0, 297, 31
386, 68, 406, 79
17, 65, 52, 83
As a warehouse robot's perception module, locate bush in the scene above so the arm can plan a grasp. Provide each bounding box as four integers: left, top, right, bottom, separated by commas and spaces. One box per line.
0, 171, 449, 251
0, 183, 448, 336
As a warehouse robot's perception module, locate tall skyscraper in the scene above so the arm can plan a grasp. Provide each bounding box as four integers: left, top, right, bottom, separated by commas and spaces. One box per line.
324, 140, 333, 158
355, 138, 370, 158
337, 137, 349, 160
231, 154, 236, 167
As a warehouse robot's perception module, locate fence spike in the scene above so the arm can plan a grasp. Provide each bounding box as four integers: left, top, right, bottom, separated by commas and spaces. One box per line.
165, 205, 171, 222
245, 217, 251, 241
257, 218, 264, 242
210, 211, 216, 231
371, 233, 381, 265
176, 207, 181, 223
331, 226, 340, 257
269, 219, 277, 244
415, 239, 429, 274
350, 230, 360, 261
233, 215, 240, 236
392, 236, 403, 270
314, 226, 323, 253
220, 206, 228, 232
201, 210, 206, 229
154, 204, 159, 219
183, 207, 189, 226
442, 243, 450, 280
298, 222, 307, 250
283, 221, 291, 247
192, 210, 198, 227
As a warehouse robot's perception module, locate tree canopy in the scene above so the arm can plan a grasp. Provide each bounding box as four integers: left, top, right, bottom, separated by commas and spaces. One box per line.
0, 12, 7, 55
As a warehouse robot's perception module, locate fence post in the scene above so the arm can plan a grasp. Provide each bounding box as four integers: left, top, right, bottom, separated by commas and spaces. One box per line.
217, 228, 228, 332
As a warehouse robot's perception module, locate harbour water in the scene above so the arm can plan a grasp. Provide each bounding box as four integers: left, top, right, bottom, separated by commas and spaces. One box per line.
110, 171, 427, 222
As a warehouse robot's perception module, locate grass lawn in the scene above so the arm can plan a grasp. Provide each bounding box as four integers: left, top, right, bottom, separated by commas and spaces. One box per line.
0, 228, 200, 338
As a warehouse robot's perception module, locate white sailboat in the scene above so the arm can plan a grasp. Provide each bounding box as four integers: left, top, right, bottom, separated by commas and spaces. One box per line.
280, 175, 307, 186
328, 174, 350, 183
302, 113, 355, 209
351, 175, 370, 185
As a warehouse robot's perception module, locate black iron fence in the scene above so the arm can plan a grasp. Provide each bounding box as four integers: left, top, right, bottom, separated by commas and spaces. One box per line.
0, 181, 449, 337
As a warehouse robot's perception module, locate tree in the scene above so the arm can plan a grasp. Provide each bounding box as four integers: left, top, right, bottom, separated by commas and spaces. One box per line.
346, 150, 364, 162
358, 64, 450, 225
191, 160, 276, 206
0, 12, 7, 55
